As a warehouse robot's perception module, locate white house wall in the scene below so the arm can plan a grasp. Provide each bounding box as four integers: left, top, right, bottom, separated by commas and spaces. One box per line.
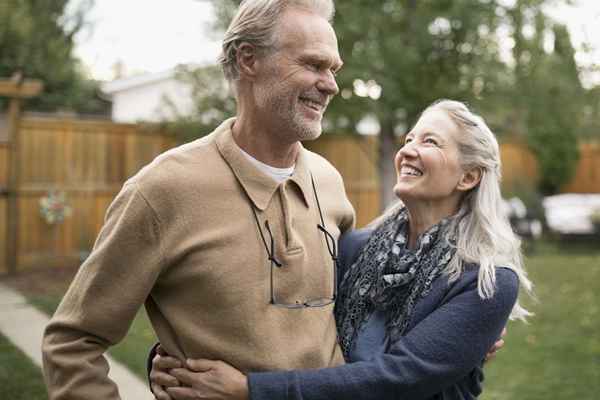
110, 78, 194, 123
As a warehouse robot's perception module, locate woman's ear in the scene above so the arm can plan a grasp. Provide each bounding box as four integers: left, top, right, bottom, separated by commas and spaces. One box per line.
236, 42, 259, 80
457, 167, 482, 192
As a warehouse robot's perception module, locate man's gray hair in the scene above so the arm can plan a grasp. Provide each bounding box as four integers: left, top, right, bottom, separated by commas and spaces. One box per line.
219, 0, 335, 85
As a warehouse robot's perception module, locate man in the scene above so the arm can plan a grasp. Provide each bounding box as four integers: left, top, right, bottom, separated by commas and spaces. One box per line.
42, 0, 354, 399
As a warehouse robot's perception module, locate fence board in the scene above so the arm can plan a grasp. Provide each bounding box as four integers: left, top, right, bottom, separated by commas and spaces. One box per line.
306, 135, 380, 227
0, 144, 7, 188
500, 142, 539, 190
562, 142, 600, 193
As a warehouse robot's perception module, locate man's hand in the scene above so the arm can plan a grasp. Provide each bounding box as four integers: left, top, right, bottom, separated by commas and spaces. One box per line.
485, 327, 507, 363
150, 345, 183, 400
167, 359, 248, 400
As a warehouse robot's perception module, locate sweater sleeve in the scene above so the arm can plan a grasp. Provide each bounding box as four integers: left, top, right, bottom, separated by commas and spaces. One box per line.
42, 182, 165, 400
248, 268, 519, 400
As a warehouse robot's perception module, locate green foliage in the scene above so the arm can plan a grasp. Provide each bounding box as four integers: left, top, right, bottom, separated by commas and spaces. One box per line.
0, 0, 109, 114
163, 64, 236, 143
581, 87, 600, 139
506, 3, 583, 194
193, 0, 591, 201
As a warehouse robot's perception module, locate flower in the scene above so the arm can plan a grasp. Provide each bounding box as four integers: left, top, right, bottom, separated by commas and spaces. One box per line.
39, 191, 72, 225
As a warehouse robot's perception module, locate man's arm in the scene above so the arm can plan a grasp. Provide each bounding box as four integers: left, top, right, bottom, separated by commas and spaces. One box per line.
248, 269, 519, 400
42, 182, 165, 400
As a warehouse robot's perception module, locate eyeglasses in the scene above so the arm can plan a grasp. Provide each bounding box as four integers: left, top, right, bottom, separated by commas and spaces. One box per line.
250, 175, 338, 308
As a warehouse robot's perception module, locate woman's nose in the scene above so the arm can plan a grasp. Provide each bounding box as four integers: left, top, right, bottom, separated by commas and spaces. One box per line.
399, 140, 418, 158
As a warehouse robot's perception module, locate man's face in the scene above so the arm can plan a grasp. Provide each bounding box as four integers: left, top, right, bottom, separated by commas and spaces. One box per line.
253, 7, 342, 142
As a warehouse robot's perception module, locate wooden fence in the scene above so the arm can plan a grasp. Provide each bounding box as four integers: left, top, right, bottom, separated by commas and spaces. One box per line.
1, 114, 599, 274
0, 115, 176, 274
562, 142, 600, 193
305, 136, 380, 227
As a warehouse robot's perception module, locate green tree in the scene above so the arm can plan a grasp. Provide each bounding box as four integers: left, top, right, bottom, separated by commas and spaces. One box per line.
506, 1, 583, 194
162, 64, 236, 143
194, 0, 581, 204
0, 0, 108, 114
581, 86, 600, 138
329, 0, 514, 207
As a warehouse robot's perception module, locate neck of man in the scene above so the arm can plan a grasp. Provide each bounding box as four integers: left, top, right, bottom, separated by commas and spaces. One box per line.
232, 104, 301, 169
403, 197, 460, 249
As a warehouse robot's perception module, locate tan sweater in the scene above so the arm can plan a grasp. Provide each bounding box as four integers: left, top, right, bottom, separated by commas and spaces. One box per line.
42, 119, 356, 400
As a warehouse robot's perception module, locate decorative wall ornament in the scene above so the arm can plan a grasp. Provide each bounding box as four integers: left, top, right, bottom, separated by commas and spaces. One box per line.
39, 190, 72, 225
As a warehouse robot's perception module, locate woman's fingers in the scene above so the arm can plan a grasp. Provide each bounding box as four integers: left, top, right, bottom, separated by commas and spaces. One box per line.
166, 386, 198, 400
185, 358, 217, 372
154, 354, 183, 370
150, 369, 180, 387
151, 382, 174, 400
169, 368, 200, 387
151, 351, 182, 387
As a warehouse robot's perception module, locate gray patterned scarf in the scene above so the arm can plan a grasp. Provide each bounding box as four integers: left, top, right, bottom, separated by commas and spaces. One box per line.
335, 207, 456, 357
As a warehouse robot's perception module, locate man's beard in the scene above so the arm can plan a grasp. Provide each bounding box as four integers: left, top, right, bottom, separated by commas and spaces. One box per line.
256, 86, 325, 142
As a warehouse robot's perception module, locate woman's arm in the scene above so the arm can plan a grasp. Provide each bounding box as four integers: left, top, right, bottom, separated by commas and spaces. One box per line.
248, 268, 519, 400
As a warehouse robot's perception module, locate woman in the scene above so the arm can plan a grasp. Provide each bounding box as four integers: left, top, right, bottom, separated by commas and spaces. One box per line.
149, 99, 532, 400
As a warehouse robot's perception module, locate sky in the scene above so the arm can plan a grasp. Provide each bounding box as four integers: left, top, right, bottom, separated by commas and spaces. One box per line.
72, 0, 600, 86
72, 0, 221, 81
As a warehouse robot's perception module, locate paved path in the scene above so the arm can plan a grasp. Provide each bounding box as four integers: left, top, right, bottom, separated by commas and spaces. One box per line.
0, 282, 153, 399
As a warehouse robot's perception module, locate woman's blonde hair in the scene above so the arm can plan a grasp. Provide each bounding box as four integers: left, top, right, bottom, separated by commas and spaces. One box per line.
374, 99, 533, 321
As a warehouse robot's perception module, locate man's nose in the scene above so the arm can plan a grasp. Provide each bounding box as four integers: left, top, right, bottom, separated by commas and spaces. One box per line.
317, 70, 339, 96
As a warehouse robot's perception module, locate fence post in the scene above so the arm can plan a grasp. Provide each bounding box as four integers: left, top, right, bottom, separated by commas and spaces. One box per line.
0, 73, 43, 273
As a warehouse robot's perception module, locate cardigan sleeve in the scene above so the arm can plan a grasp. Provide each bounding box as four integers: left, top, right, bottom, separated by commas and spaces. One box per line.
42, 181, 166, 400
248, 268, 519, 400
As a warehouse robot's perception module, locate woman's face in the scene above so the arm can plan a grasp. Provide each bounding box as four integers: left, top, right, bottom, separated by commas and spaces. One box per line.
393, 108, 467, 210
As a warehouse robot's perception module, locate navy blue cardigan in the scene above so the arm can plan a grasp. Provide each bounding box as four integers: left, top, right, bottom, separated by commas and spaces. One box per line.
247, 228, 519, 400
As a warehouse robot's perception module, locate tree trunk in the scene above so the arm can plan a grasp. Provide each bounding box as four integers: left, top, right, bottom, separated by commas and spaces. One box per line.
379, 119, 397, 212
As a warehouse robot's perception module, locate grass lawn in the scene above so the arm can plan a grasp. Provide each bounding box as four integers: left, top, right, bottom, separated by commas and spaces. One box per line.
1, 239, 599, 399
0, 333, 48, 400
481, 239, 600, 400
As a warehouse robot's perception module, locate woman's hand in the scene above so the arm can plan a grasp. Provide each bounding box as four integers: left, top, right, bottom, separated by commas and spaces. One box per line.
150, 345, 183, 400
166, 359, 248, 400
485, 327, 507, 362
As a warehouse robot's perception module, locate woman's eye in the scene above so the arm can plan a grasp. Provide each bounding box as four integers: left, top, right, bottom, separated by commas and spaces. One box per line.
425, 138, 438, 145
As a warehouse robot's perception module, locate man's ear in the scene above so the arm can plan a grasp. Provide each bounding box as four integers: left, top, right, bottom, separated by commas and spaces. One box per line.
457, 167, 482, 192
237, 42, 259, 80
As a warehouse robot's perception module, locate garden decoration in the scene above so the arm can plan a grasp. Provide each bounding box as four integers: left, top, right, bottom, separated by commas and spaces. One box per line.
39, 190, 72, 225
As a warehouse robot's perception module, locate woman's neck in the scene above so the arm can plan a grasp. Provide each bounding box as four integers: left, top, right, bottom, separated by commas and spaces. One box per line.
404, 201, 458, 249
